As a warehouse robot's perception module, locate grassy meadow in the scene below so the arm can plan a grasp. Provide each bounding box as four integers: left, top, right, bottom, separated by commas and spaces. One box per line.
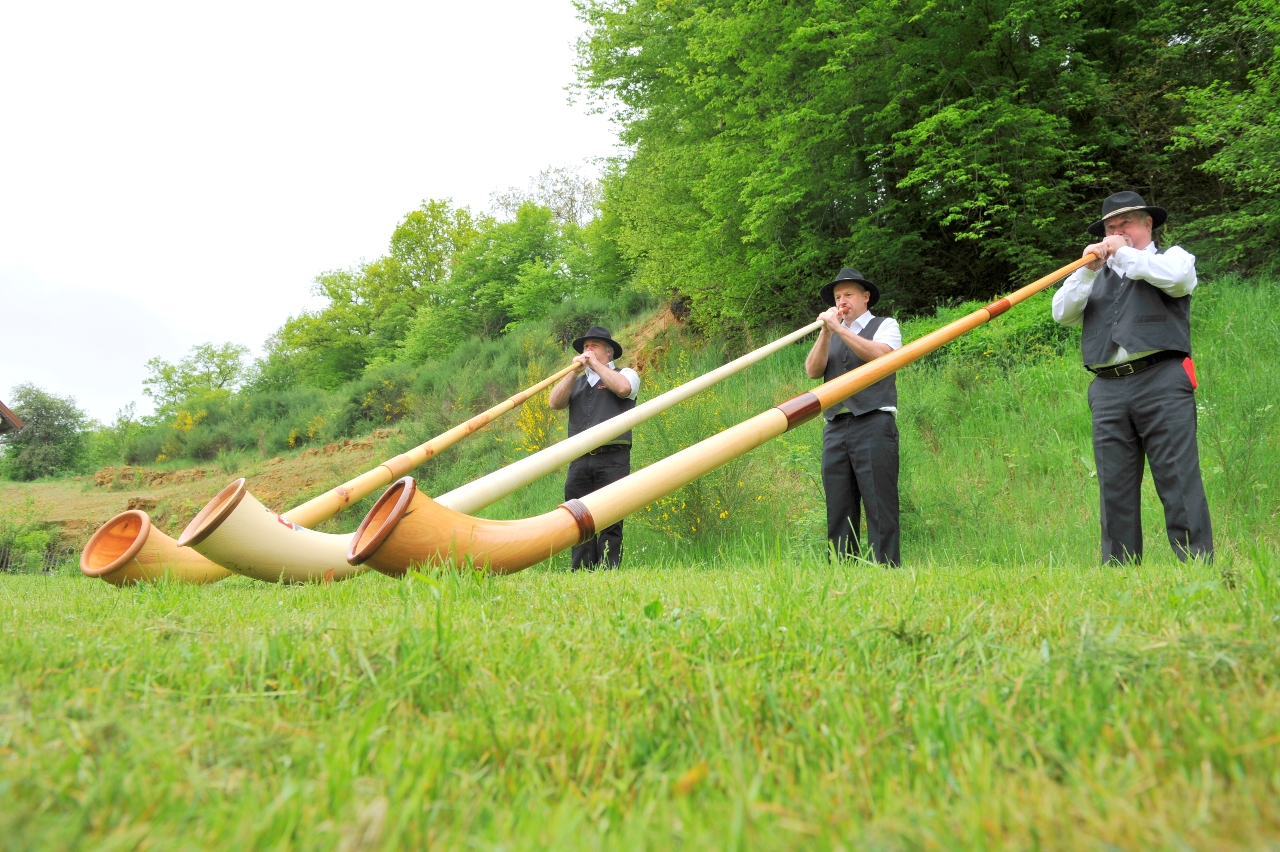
2, 276, 1279, 849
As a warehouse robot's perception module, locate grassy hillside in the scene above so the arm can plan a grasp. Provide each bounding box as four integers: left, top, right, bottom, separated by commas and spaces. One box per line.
1, 276, 1277, 848
5, 275, 1277, 567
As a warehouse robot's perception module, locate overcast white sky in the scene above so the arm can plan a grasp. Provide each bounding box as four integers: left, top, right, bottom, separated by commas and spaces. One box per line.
0, 1, 619, 422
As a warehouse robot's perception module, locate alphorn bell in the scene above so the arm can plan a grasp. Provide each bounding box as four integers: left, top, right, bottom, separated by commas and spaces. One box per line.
171, 321, 822, 582
80, 361, 579, 585
350, 255, 1099, 576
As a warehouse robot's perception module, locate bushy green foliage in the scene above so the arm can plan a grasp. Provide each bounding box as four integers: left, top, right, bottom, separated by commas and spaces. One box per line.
143, 342, 250, 416
575, 0, 1280, 328
0, 496, 58, 573
1173, 0, 1280, 273
0, 383, 88, 480
261, 200, 486, 390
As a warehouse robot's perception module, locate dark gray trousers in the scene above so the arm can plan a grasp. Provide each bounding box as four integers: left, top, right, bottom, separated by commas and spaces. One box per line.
1088, 357, 1213, 564
564, 449, 630, 570
821, 410, 901, 566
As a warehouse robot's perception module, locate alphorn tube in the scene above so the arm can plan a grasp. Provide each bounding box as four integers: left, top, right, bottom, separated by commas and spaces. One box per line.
179, 322, 819, 582
351, 256, 1096, 576
436, 320, 823, 514
81, 362, 578, 585
282, 362, 581, 528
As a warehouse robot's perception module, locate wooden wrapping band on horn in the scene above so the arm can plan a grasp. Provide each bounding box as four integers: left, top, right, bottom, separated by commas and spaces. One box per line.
984, 298, 1012, 318
559, 499, 596, 545
774, 391, 822, 431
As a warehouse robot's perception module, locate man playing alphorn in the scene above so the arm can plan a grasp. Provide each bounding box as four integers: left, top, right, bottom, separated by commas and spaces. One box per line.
549, 325, 641, 570
1053, 190, 1213, 564
805, 268, 903, 567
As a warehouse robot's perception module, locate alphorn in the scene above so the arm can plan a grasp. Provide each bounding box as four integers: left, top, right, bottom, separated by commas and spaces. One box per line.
80, 361, 579, 585
173, 321, 824, 581
349, 255, 1098, 576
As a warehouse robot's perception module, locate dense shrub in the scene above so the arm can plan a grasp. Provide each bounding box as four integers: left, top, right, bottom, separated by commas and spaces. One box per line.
1, 384, 88, 480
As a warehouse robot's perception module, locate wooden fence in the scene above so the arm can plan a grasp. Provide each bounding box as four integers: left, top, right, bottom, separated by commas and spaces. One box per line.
0, 544, 78, 573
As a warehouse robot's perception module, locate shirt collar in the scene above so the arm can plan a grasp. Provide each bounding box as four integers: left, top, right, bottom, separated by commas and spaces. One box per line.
843, 310, 874, 331
585, 361, 615, 380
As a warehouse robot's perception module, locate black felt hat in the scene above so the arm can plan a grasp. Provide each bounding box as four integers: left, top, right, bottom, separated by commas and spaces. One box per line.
820, 267, 880, 309
1087, 191, 1168, 238
572, 325, 623, 360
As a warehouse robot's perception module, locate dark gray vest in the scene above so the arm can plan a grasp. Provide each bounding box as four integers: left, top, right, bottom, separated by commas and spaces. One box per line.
823, 316, 898, 421
568, 373, 637, 445
1081, 245, 1193, 365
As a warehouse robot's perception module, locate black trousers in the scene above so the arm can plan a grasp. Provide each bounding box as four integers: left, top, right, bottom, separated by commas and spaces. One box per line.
821, 410, 901, 566
564, 448, 630, 570
1088, 357, 1213, 564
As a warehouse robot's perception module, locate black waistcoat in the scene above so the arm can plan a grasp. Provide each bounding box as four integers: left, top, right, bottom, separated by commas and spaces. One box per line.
823, 316, 898, 421
1080, 245, 1193, 365
568, 373, 637, 445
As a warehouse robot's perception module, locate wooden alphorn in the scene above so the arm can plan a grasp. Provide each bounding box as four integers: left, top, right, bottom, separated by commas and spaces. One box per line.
81, 361, 578, 585
350, 255, 1097, 576
167, 319, 821, 584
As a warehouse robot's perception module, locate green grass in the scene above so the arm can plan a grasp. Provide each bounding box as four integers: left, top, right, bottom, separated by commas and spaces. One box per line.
3, 552, 1279, 850
3, 276, 1278, 849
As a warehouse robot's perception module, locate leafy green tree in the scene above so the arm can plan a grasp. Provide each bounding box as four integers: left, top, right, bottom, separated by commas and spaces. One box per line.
143, 342, 251, 415
400, 202, 568, 359
575, 0, 1277, 326
1, 384, 88, 480
270, 199, 483, 386
1173, 0, 1280, 272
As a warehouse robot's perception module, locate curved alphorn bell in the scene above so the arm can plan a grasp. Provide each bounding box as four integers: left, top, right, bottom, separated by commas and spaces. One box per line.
171, 322, 822, 582
350, 256, 1097, 576
80, 361, 578, 585
79, 510, 233, 586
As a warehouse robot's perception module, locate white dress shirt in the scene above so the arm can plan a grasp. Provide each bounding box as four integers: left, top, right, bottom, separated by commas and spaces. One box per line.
844, 310, 902, 414
1052, 243, 1198, 367
585, 361, 641, 400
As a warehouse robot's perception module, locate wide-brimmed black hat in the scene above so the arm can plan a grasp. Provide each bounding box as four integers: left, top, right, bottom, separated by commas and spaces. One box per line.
1087, 191, 1168, 237
572, 325, 623, 360
819, 267, 880, 309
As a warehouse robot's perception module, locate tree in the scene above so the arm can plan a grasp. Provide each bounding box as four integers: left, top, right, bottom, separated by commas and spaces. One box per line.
400, 202, 569, 360
490, 164, 602, 227
143, 342, 251, 414
264, 199, 484, 387
1173, 0, 1280, 272
1, 384, 88, 480
575, 0, 1278, 327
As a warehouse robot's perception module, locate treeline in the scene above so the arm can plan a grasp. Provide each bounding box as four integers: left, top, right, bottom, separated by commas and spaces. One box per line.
574, 0, 1280, 323
1, 168, 651, 479
6, 0, 1279, 477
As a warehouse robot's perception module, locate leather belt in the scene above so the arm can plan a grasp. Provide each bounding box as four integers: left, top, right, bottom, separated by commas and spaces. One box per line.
1087, 350, 1184, 379
586, 444, 629, 455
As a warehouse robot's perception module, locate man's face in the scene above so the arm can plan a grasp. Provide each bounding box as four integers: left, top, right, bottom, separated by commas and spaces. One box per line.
582, 339, 613, 362
832, 282, 870, 318
1104, 212, 1153, 250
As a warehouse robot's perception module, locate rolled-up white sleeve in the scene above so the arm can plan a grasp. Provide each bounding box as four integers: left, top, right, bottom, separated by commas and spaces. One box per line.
871, 317, 903, 350
1113, 245, 1197, 297
1052, 266, 1097, 327
619, 367, 641, 400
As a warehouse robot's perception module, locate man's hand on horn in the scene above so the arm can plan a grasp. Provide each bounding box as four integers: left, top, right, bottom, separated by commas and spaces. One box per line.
1083, 234, 1134, 271
818, 306, 845, 332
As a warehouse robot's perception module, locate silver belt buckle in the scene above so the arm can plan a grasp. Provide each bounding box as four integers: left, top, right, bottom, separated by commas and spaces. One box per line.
1115, 362, 1136, 376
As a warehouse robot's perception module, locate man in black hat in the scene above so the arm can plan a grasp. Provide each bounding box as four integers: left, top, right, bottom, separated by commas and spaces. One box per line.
805, 268, 903, 566
549, 325, 641, 570
1053, 190, 1213, 564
